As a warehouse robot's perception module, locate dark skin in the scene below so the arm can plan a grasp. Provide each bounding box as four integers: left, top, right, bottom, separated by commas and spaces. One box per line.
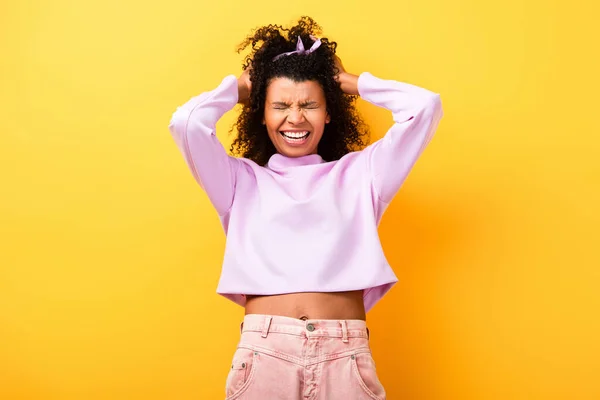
238, 57, 366, 321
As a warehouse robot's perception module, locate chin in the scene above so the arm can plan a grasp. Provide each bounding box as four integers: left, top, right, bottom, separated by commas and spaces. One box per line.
277, 144, 317, 158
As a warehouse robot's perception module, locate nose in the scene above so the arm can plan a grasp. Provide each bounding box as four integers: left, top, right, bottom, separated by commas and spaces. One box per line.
287, 108, 305, 125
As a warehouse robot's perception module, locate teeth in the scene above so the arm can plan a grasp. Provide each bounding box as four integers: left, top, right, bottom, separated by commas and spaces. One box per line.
281, 131, 309, 138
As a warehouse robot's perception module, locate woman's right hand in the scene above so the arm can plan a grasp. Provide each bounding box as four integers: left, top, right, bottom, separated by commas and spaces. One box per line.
237, 68, 251, 105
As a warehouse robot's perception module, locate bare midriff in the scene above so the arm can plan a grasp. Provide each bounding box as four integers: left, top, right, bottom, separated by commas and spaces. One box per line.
244, 290, 366, 321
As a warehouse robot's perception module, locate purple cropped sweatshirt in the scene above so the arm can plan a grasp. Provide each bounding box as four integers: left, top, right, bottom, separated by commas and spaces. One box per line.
168, 72, 443, 312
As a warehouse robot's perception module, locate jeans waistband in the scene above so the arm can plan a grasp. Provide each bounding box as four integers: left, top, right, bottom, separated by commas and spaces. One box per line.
240, 314, 369, 341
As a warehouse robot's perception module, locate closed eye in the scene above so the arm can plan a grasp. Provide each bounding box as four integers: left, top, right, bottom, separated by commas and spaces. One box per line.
271, 102, 320, 110
272, 102, 290, 109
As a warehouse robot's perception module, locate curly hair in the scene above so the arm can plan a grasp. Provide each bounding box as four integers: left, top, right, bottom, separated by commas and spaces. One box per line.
230, 16, 369, 166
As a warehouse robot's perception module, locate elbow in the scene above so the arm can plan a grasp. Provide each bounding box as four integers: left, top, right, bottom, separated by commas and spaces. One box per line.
426, 92, 442, 110
422, 93, 443, 122
168, 108, 188, 137
397, 94, 442, 124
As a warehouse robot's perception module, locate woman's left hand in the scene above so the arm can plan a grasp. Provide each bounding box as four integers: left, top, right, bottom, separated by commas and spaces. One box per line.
334, 56, 359, 96
334, 55, 346, 75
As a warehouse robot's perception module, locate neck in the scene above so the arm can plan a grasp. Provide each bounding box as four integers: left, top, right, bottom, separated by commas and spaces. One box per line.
267, 153, 324, 170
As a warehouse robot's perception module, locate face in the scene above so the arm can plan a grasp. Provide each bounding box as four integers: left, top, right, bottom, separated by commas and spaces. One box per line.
263, 77, 330, 158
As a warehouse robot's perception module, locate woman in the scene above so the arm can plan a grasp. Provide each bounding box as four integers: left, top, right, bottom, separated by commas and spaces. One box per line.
168, 16, 443, 400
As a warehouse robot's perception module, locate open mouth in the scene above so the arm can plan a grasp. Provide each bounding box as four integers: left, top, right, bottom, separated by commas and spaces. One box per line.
280, 131, 310, 145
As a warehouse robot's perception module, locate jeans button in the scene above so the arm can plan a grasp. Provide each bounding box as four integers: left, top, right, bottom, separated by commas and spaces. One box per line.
306, 323, 315, 332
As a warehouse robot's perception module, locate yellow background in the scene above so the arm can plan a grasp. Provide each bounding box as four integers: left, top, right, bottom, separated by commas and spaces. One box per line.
1, 0, 599, 399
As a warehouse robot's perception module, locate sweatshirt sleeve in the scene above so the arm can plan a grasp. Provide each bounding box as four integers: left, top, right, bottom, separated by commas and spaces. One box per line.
358, 72, 444, 204
168, 75, 241, 216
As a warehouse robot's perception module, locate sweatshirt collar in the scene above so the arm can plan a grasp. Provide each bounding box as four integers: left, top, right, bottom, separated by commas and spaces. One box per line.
267, 153, 324, 171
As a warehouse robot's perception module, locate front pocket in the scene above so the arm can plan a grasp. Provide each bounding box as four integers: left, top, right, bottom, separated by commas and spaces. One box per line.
351, 352, 386, 400
225, 348, 258, 399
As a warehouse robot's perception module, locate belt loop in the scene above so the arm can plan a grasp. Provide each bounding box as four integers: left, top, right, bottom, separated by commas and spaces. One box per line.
261, 316, 272, 338
340, 320, 349, 343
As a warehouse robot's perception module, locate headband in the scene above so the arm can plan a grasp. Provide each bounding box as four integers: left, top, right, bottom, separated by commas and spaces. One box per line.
273, 36, 322, 61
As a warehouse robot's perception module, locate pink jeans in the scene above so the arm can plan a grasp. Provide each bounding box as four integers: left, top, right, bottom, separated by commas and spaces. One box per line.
224, 314, 386, 400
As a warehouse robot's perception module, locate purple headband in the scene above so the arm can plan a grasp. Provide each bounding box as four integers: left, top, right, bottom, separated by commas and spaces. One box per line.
273, 36, 322, 61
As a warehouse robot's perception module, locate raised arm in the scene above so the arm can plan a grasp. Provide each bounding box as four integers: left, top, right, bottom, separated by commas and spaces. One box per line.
354, 72, 444, 204
168, 75, 242, 216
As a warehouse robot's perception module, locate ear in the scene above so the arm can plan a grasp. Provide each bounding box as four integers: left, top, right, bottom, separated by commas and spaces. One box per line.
262, 117, 265, 125
325, 113, 331, 124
